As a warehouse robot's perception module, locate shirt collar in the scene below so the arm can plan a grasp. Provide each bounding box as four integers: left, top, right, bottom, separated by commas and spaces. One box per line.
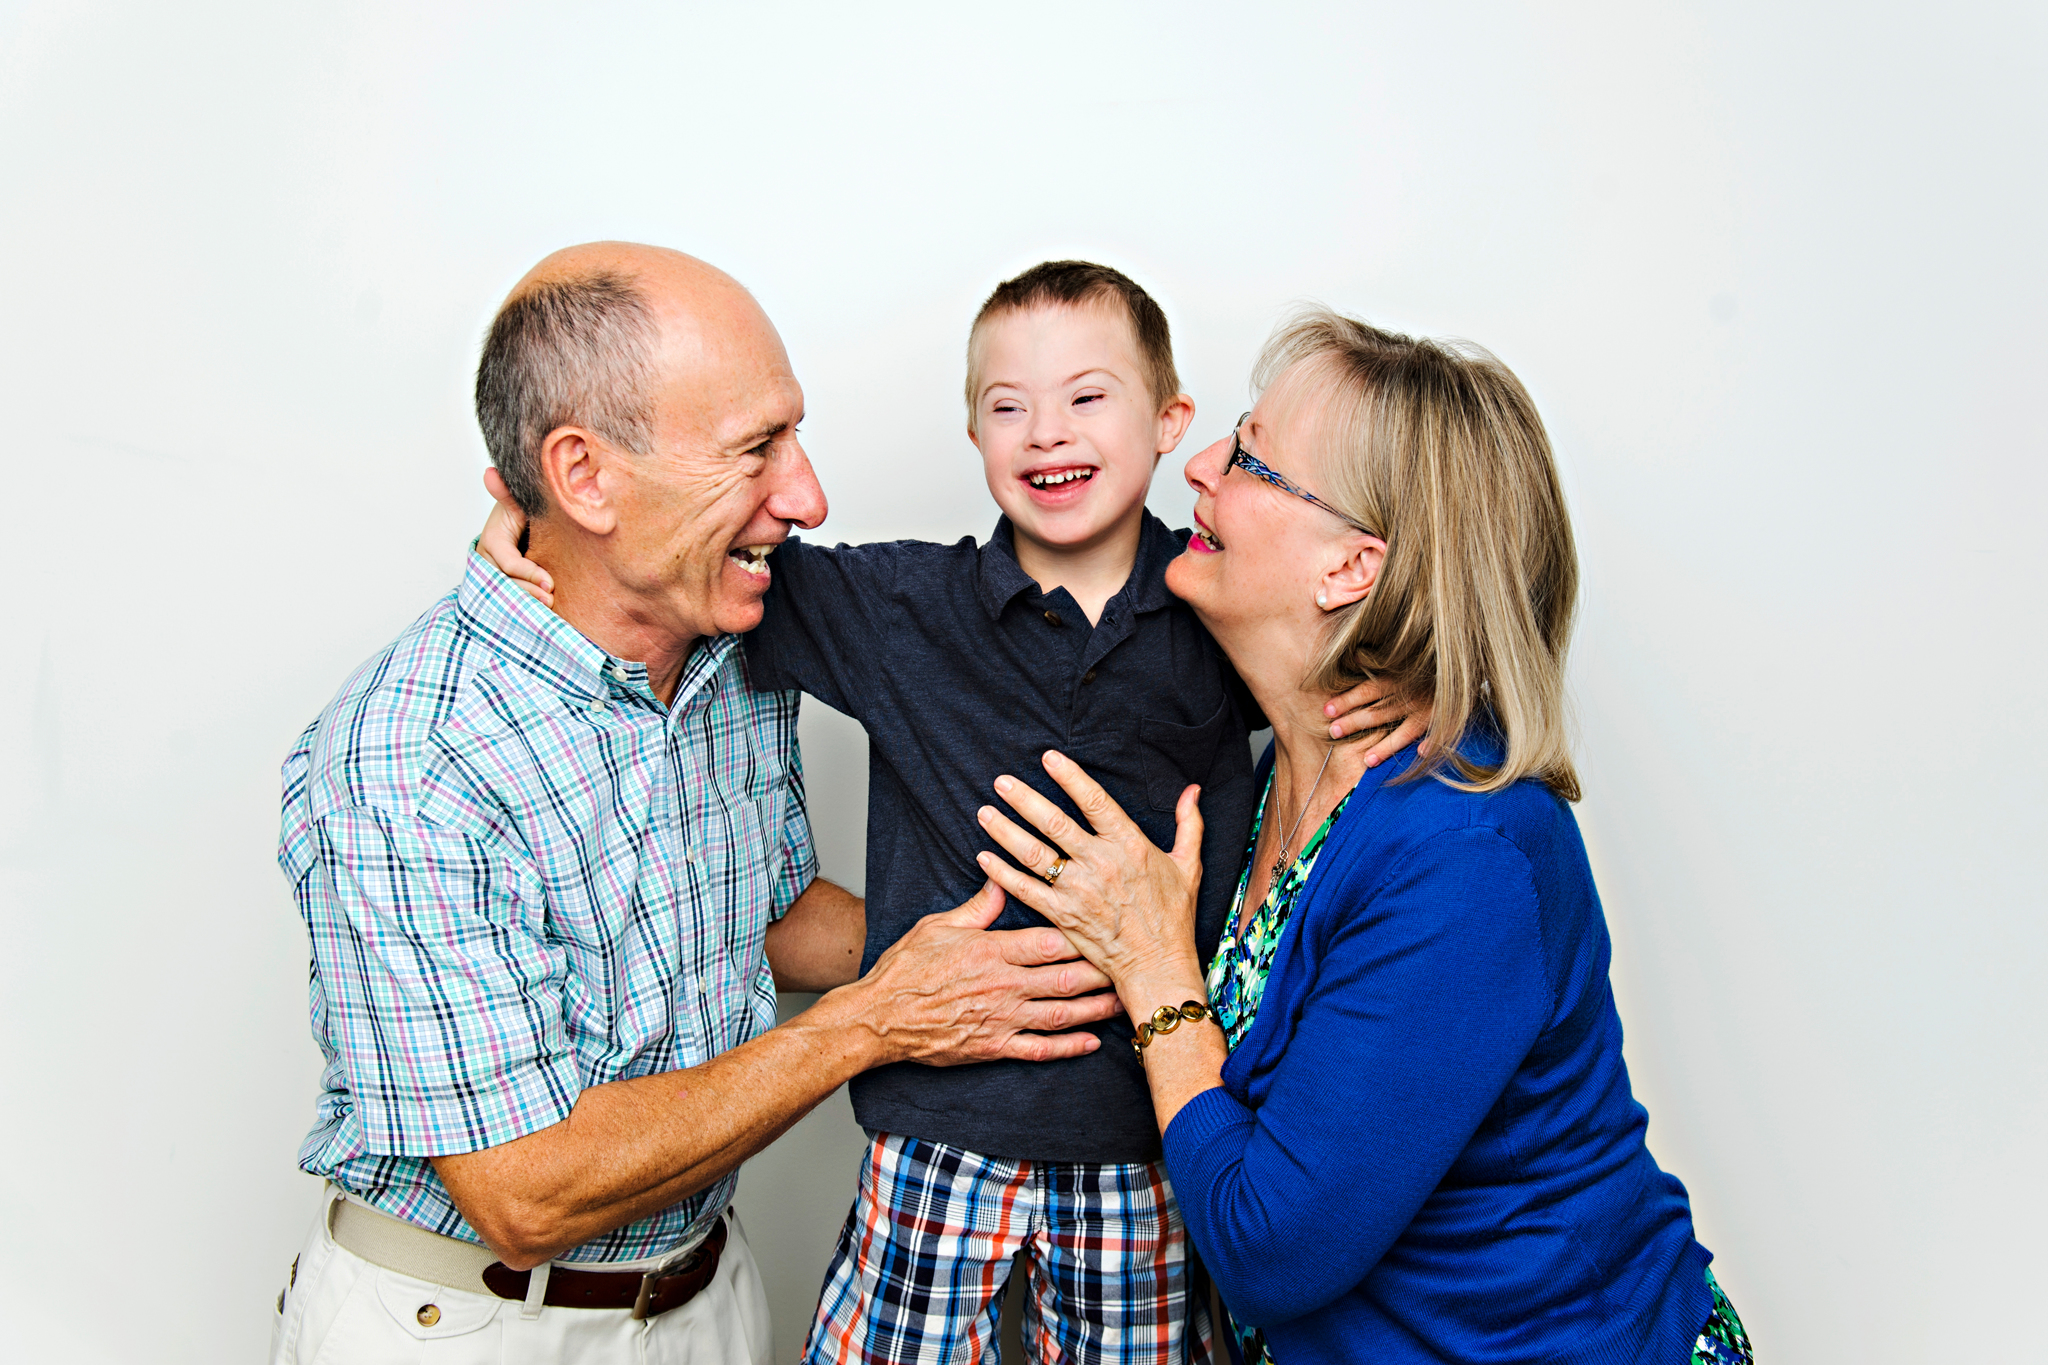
455, 549, 738, 711
973, 511, 1183, 621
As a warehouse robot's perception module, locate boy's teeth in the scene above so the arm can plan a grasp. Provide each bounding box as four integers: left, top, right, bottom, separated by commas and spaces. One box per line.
1028, 470, 1095, 488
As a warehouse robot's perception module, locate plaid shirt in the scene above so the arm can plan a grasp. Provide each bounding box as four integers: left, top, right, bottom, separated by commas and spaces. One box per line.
278, 552, 816, 1263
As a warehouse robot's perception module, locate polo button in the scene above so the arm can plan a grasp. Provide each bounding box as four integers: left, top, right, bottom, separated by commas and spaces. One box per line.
1043, 609, 1063, 626
1082, 668, 1098, 684
416, 1304, 441, 1327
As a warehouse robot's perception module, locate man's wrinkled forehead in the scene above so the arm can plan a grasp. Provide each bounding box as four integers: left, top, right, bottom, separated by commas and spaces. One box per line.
642, 275, 802, 449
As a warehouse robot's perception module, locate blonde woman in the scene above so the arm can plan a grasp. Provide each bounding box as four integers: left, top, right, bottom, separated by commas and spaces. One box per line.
975, 311, 1750, 1364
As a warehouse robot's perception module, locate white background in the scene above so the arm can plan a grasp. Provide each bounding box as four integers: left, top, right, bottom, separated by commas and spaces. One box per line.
1, 2, 2043, 1361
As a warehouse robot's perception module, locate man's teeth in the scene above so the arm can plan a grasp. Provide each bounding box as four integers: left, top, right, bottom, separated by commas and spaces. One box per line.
1028, 470, 1095, 488
728, 545, 774, 577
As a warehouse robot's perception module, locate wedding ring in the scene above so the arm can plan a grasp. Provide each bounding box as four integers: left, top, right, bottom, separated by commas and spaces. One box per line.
1041, 856, 1068, 886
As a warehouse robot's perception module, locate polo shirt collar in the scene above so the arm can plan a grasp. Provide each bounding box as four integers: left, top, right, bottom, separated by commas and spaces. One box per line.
974, 511, 1184, 621
455, 549, 737, 711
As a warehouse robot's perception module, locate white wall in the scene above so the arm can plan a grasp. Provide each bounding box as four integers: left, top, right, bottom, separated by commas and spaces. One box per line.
1, 2, 2042, 1360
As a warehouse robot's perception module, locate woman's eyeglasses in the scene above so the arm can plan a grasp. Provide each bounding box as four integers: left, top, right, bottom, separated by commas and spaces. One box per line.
1225, 412, 1374, 534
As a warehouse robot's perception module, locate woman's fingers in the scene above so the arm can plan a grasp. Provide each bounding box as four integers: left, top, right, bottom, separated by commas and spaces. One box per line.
1036, 750, 1139, 839
976, 800, 1065, 879
974, 845, 1058, 920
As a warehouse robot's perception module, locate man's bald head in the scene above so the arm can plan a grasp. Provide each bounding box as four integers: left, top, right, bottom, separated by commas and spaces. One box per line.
474, 243, 769, 517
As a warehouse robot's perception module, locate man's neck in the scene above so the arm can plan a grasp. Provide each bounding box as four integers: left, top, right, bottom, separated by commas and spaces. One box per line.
527, 521, 695, 706
1011, 508, 1146, 625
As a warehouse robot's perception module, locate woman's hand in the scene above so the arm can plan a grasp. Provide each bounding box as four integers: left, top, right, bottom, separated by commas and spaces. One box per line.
1324, 678, 1436, 767
478, 468, 554, 606
973, 750, 1207, 1011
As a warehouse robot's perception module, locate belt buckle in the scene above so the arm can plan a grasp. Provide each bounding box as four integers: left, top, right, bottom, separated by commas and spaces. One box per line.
630, 1239, 704, 1321
630, 1270, 660, 1321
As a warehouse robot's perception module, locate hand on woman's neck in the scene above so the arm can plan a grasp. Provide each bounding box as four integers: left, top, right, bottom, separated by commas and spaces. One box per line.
1232, 621, 1374, 802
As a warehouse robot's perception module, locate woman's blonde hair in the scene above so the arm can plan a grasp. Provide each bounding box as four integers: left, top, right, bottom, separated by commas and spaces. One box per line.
1256, 308, 1581, 801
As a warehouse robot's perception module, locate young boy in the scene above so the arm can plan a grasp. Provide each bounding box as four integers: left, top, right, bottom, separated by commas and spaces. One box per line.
480, 262, 1383, 1362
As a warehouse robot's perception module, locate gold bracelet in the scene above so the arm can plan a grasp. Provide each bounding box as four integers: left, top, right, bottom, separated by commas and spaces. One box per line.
1131, 1001, 1213, 1056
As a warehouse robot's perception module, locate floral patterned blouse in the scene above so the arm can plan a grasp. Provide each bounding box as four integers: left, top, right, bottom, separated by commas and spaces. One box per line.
1203, 772, 1354, 1364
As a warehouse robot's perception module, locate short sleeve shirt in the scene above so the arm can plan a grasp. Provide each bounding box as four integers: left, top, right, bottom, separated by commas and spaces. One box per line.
744, 514, 1256, 1162
277, 553, 816, 1262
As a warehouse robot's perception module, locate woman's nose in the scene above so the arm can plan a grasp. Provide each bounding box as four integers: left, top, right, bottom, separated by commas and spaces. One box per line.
1183, 434, 1231, 493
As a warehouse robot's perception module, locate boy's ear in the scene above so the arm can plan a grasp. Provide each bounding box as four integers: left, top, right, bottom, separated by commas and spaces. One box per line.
966, 421, 982, 452
1155, 393, 1196, 455
1318, 534, 1388, 611
537, 425, 624, 536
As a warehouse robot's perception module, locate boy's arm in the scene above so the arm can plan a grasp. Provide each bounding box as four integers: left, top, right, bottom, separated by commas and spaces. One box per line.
742, 537, 904, 718
766, 876, 865, 990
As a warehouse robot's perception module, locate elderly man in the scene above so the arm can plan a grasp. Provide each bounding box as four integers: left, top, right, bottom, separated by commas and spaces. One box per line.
270, 244, 1118, 1364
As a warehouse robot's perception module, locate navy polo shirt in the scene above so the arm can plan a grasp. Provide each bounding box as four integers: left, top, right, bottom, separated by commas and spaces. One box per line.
745, 512, 1256, 1162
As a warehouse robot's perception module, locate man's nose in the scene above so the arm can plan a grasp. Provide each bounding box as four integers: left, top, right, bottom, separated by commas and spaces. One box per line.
768, 440, 829, 531
1183, 434, 1231, 493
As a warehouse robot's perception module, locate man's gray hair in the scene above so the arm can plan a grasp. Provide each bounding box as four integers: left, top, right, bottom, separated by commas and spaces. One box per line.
474, 271, 658, 517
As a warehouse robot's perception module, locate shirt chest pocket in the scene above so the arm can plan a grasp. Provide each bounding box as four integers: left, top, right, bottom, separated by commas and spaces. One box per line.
1138, 695, 1231, 811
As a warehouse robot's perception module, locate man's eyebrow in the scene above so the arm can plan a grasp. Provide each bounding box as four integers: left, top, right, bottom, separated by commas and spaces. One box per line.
729, 419, 791, 450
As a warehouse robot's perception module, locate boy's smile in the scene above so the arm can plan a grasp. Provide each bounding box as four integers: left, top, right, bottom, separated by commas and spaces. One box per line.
969, 302, 1192, 582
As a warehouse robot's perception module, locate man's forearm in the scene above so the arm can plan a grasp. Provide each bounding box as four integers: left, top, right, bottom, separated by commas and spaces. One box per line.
433, 982, 888, 1269
766, 875, 865, 991
433, 884, 1118, 1269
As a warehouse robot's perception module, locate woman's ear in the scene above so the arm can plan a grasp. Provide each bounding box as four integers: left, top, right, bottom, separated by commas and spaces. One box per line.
1317, 534, 1387, 611
537, 425, 622, 536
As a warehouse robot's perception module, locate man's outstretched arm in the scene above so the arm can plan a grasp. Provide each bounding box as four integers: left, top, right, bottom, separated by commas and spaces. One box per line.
433, 881, 1112, 1268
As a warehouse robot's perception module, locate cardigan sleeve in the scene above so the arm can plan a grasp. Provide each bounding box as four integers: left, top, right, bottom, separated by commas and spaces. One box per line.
1162, 826, 1554, 1327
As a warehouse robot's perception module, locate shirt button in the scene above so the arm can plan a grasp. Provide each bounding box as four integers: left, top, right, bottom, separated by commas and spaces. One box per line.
1043, 609, 1063, 627
608, 662, 631, 681
1082, 668, 1098, 684
416, 1304, 441, 1327
588, 696, 609, 714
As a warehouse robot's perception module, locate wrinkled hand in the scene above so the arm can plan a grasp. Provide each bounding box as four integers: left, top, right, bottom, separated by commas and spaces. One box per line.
854, 880, 1121, 1066
973, 751, 1205, 1000
1323, 677, 1435, 768
478, 469, 554, 606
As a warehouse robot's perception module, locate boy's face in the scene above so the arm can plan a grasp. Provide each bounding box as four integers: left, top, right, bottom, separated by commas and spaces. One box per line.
969, 303, 1185, 558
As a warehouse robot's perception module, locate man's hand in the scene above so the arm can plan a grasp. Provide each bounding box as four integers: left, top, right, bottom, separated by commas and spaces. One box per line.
834, 880, 1121, 1067
431, 880, 1116, 1270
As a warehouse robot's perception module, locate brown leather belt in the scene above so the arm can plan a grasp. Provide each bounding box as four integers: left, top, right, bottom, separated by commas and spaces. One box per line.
482, 1215, 728, 1320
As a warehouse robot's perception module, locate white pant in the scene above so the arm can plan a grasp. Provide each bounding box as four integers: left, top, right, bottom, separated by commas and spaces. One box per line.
269, 1191, 773, 1365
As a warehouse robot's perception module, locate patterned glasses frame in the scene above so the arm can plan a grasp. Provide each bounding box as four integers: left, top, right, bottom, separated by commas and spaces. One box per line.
1224, 412, 1375, 534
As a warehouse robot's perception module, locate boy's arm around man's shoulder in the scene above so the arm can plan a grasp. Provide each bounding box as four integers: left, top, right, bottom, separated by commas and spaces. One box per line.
744, 536, 930, 717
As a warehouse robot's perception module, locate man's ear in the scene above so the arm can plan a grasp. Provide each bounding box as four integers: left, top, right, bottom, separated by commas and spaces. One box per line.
1155, 393, 1197, 455
537, 425, 623, 535
1317, 534, 1387, 611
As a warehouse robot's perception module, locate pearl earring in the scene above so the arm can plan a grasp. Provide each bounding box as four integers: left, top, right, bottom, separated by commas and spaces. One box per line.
1316, 592, 1328, 608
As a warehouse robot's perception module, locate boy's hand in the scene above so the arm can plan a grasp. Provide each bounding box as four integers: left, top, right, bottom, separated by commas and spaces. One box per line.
478, 469, 554, 606
1324, 679, 1435, 769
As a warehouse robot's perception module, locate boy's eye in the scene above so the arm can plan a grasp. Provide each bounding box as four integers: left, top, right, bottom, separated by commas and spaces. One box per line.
1073, 393, 1102, 407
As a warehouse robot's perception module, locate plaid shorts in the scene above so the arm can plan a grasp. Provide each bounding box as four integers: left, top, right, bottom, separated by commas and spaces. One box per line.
802, 1133, 1215, 1365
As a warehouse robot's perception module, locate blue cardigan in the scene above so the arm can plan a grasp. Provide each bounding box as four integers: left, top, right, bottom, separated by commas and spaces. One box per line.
1164, 741, 1714, 1364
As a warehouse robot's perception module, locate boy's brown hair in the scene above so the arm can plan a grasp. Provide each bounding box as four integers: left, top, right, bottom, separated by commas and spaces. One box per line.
964, 261, 1181, 433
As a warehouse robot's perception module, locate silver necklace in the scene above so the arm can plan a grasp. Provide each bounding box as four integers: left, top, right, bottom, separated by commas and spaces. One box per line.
1268, 746, 1336, 882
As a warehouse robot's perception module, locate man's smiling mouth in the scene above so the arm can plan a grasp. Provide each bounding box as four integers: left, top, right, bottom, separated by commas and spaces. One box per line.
728, 545, 775, 577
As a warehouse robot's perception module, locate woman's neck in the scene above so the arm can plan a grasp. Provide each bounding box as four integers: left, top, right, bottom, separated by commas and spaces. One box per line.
1232, 622, 1374, 818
